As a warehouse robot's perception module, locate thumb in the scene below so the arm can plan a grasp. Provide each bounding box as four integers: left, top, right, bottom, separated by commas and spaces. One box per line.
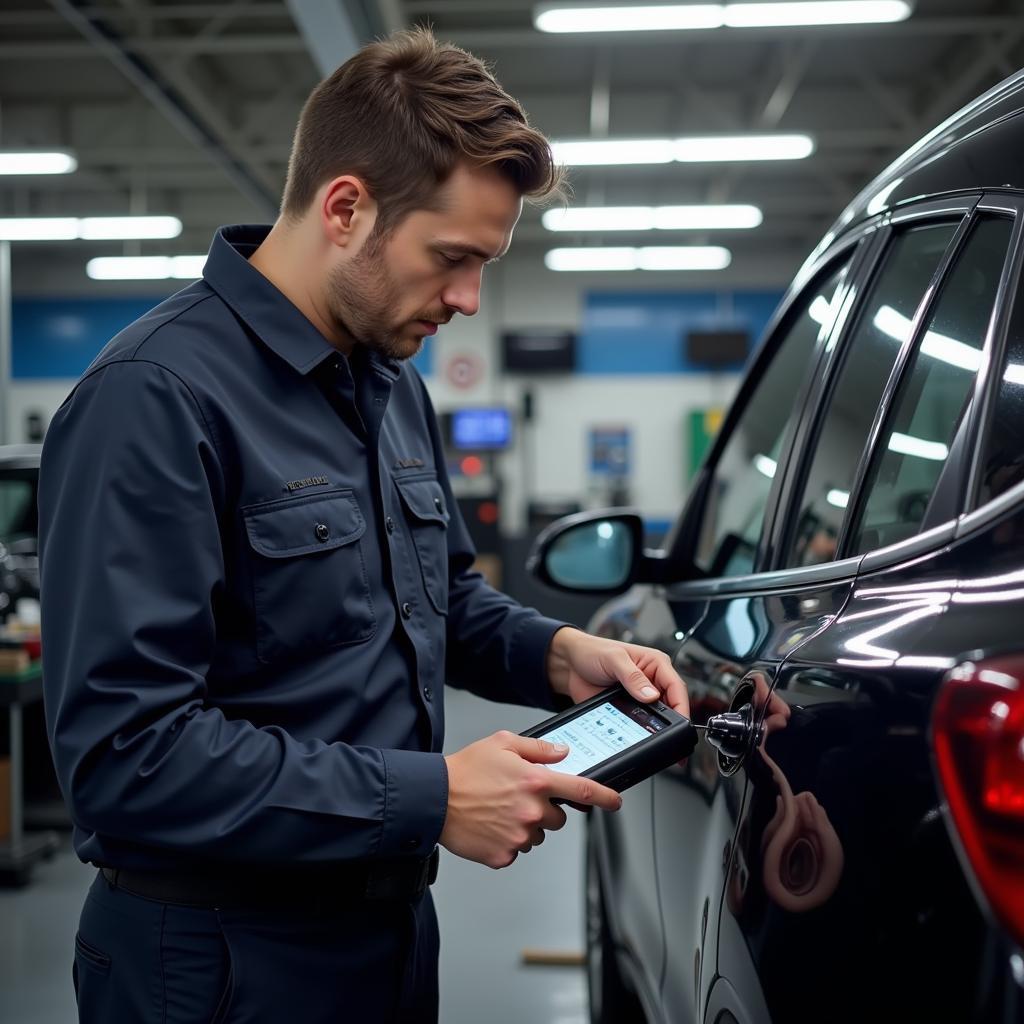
505, 733, 570, 764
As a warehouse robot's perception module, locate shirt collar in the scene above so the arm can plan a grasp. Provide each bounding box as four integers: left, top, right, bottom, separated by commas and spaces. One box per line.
202, 224, 401, 380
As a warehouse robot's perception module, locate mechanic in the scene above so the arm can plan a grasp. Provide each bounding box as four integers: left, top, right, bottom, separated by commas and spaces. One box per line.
37, 27, 690, 1024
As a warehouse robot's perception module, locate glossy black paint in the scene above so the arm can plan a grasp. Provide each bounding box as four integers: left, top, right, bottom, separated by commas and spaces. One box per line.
538, 70, 1024, 1024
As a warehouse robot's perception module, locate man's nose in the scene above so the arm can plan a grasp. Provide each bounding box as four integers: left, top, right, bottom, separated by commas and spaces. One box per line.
442, 271, 481, 317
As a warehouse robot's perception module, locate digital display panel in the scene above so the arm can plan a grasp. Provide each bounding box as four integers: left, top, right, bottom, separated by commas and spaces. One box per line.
451, 408, 512, 450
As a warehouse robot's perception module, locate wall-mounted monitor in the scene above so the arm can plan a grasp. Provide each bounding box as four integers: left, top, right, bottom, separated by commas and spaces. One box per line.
684, 329, 749, 368
450, 407, 513, 451
501, 330, 576, 373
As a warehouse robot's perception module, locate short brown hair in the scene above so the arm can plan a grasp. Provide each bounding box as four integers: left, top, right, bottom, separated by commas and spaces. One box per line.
282, 27, 564, 235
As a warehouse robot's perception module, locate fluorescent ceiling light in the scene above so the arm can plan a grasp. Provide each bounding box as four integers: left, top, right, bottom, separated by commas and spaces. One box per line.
0, 151, 77, 175
0, 218, 79, 241
754, 454, 777, 478
888, 431, 948, 462
535, 4, 725, 32
826, 488, 849, 508
550, 139, 674, 166
725, 2, 910, 27
808, 295, 832, 325
542, 204, 762, 231
551, 135, 813, 166
534, 1, 909, 33
86, 255, 206, 280
79, 216, 182, 240
0, 215, 182, 242
545, 245, 731, 271
675, 135, 814, 161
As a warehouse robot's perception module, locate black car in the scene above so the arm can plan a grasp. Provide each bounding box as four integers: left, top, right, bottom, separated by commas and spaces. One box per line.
530, 69, 1024, 1024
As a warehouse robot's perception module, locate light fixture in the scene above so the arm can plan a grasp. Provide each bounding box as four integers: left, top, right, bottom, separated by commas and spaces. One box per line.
542, 204, 762, 231
0, 216, 182, 242
826, 488, 850, 508
544, 245, 731, 271
0, 151, 77, 175
754, 454, 777, 478
534, 1, 911, 33
724, 2, 911, 27
535, 4, 725, 32
86, 255, 206, 280
551, 134, 814, 166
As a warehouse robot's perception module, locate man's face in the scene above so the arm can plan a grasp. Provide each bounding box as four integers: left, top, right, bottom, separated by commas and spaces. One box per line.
326, 162, 522, 361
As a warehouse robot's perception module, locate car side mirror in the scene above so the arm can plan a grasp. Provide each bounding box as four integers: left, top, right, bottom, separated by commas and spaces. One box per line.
526, 509, 670, 594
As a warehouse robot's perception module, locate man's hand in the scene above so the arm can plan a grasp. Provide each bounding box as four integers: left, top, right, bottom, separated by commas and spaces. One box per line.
546, 627, 690, 717
439, 731, 622, 869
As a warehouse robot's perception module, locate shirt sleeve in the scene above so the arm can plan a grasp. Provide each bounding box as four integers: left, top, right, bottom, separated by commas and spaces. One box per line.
38, 358, 446, 865
414, 374, 571, 712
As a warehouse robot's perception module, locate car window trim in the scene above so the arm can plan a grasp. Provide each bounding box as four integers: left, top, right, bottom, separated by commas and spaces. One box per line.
962, 193, 1024, 513
661, 232, 869, 578
757, 227, 885, 570
667, 553, 865, 598
835, 199, 981, 559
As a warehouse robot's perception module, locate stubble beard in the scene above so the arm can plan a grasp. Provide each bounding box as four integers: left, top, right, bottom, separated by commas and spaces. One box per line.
326, 241, 420, 362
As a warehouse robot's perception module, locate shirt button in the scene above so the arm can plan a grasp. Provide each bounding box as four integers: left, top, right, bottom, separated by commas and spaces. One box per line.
401, 838, 420, 851
401, 601, 413, 619
385, 516, 395, 535
423, 686, 433, 701
434, 497, 444, 513
314, 522, 330, 542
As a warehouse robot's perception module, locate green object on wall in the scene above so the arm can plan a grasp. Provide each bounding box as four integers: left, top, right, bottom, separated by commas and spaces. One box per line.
687, 408, 724, 481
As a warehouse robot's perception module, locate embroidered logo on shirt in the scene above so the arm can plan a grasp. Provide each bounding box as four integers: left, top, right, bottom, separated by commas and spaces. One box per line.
394, 458, 425, 470
285, 475, 330, 492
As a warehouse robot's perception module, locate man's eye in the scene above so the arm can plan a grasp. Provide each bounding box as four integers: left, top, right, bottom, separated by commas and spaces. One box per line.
439, 253, 463, 266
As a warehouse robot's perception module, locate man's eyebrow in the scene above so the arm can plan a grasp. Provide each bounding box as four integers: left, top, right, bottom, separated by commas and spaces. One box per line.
434, 241, 504, 262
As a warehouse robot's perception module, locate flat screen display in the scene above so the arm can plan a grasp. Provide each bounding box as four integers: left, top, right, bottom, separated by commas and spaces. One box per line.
685, 329, 749, 367
451, 408, 512, 450
539, 692, 666, 776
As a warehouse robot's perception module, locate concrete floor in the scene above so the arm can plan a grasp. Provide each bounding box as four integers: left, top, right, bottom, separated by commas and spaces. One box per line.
0, 687, 589, 1023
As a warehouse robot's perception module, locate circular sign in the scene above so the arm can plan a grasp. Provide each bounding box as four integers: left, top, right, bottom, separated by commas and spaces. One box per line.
445, 352, 485, 390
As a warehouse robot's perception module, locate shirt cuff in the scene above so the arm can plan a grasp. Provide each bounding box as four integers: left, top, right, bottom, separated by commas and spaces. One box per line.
377, 748, 449, 858
509, 614, 574, 712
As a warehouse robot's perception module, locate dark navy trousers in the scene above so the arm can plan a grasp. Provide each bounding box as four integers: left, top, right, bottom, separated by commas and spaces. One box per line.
72, 871, 440, 1023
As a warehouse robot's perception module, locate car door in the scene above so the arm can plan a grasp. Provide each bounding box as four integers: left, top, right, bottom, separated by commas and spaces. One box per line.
586, 235, 868, 1021
712, 198, 1020, 1022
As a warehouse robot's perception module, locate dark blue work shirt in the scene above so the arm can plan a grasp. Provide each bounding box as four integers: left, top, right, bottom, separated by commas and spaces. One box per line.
38, 224, 566, 872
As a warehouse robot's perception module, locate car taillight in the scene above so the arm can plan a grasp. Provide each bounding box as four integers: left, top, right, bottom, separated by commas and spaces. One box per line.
932, 655, 1024, 946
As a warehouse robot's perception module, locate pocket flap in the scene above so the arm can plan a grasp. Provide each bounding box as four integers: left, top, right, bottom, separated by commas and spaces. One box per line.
243, 489, 366, 558
395, 476, 450, 525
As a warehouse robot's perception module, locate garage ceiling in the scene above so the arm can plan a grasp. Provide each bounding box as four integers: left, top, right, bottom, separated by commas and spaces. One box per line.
2, 0, 1023, 292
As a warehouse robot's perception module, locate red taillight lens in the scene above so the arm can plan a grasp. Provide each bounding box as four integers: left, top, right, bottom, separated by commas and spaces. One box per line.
932, 656, 1024, 946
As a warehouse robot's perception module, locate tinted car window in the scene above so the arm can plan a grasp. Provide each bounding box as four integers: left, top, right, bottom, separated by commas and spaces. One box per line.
851, 216, 1013, 554
0, 475, 36, 538
694, 261, 849, 577
785, 222, 958, 566
977, 272, 1024, 506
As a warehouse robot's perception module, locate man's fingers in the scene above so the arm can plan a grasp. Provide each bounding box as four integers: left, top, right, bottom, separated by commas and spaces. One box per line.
502, 732, 570, 764
610, 649, 662, 703
540, 803, 568, 832
544, 771, 622, 812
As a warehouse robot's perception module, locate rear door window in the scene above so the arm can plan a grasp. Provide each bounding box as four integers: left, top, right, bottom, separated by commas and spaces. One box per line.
783, 222, 959, 566
693, 260, 849, 577
850, 216, 1014, 554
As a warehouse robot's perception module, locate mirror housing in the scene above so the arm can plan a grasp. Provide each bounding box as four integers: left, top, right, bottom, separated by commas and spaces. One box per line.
526, 508, 672, 594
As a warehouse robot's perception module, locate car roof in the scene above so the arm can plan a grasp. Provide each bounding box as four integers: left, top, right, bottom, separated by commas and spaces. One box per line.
823, 67, 1024, 248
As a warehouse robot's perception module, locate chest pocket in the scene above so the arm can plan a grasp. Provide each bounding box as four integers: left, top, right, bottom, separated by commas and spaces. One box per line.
242, 488, 376, 664
394, 474, 450, 615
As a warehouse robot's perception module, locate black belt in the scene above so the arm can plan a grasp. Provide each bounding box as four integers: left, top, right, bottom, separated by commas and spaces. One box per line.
98, 847, 439, 909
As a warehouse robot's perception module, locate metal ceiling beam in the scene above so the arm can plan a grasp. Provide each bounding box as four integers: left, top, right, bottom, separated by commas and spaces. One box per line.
0, 35, 307, 58
285, 0, 364, 77
47, 0, 279, 216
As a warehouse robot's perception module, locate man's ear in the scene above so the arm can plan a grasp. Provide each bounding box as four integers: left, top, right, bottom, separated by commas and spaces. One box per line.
321, 175, 377, 247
